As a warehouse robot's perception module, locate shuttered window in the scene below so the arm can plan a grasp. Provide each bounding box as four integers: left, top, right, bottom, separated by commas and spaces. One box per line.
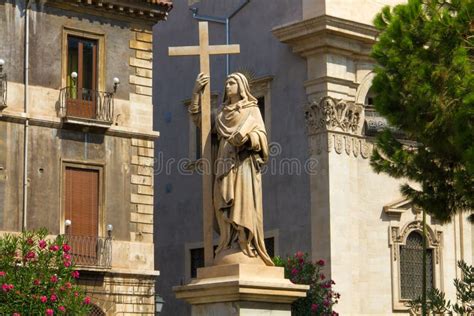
65, 167, 99, 237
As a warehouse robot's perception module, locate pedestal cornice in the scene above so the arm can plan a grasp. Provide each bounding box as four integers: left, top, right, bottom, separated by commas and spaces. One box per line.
174, 264, 308, 305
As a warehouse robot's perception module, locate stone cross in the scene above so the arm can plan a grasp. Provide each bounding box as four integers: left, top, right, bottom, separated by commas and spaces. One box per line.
168, 22, 240, 266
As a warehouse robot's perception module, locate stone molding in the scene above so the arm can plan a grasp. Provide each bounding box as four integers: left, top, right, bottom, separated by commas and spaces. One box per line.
305, 96, 364, 136
308, 132, 373, 159
272, 15, 378, 59
174, 264, 308, 305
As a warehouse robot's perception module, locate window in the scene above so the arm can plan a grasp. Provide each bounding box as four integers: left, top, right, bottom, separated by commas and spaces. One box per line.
62, 162, 107, 268
257, 96, 265, 122
61, 27, 107, 123
188, 237, 275, 279
399, 231, 434, 300
385, 199, 443, 311
185, 94, 219, 163
250, 76, 272, 140
88, 304, 106, 316
67, 36, 98, 119
190, 245, 217, 279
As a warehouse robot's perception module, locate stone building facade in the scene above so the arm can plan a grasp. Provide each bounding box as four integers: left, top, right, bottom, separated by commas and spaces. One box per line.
0, 0, 172, 314
154, 0, 473, 315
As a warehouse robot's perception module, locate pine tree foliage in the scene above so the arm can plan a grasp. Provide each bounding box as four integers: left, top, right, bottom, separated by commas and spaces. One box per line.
371, 0, 474, 222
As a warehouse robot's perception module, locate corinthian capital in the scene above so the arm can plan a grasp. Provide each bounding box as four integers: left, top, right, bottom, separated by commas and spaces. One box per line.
304, 96, 364, 136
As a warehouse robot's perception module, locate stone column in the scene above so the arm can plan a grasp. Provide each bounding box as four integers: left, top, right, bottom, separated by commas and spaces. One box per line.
273, 8, 383, 313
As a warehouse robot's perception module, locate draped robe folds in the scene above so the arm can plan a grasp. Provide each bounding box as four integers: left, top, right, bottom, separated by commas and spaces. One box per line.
213, 100, 273, 266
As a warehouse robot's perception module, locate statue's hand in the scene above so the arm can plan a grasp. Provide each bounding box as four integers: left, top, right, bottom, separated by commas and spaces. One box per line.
193, 72, 210, 94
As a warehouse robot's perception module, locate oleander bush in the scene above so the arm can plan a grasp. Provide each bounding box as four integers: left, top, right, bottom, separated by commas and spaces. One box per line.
0, 229, 91, 315
274, 252, 340, 316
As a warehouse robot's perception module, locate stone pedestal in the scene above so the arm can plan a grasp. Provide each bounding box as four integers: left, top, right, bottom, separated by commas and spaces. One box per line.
174, 264, 309, 316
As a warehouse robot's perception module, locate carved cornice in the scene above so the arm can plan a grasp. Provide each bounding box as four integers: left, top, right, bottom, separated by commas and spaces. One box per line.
45, 0, 173, 26
305, 96, 364, 136
308, 133, 373, 159
272, 15, 378, 59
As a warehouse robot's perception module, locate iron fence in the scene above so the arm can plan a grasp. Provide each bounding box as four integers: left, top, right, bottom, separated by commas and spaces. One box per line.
65, 235, 112, 269
59, 87, 114, 124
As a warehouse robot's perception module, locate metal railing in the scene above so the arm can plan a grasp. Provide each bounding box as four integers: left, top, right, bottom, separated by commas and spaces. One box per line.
64, 235, 112, 269
0, 72, 6, 109
59, 87, 114, 124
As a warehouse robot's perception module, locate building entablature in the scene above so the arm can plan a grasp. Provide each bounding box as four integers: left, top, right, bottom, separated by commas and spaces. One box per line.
44, 0, 173, 26
272, 15, 378, 59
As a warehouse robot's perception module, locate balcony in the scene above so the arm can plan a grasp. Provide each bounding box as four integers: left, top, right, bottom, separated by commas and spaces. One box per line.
59, 87, 114, 128
65, 235, 112, 269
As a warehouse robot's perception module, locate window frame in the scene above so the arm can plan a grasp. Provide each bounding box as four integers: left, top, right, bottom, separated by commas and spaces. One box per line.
59, 160, 106, 238
388, 216, 444, 311
61, 26, 106, 93
184, 229, 279, 283
250, 76, 272, 142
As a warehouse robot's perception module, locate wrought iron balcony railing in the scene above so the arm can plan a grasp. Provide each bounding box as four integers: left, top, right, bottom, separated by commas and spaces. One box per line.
65, 235, 112, 269
59, 87, 114, 125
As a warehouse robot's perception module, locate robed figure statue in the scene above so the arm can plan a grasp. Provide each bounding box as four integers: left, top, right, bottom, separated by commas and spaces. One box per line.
188, 72, 274, 266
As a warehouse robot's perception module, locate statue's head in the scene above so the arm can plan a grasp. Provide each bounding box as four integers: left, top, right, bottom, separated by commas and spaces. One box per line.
223, 72, 257, 105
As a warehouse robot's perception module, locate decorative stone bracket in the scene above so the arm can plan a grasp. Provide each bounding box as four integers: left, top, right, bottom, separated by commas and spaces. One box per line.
305, 96, 364, 136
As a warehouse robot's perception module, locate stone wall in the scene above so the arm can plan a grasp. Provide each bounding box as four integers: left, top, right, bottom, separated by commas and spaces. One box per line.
79, 272, 156, 315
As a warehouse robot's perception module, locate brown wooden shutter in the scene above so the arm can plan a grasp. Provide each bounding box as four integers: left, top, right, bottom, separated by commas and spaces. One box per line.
65, 167, 99, 237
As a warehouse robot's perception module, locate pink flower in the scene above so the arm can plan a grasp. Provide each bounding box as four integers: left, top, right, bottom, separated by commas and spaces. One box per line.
0, 271, 5, 277
74, 291, 79, 297
8, 284, 13, 290
311, 304, 318, 311
63, 261, 71, 267
50, 275, 58, 283
63, 253, 71, 261
58, 306, 66, 313
26, 238, 34, 246
33, 279, 41, 286
45, 309, 54, 316
71, 270, 80, 279
25, 251, 36, 260
13, 313, 21, 316
65, 282, 72, 289
317, 259, 325, 266
49, 245, 59, 252
323, 299, 330, 307
62, 244, 71, 253
83, 296, 91, 305
40, 295, 48, 303
295, 251, 304, 258
38, 240, 47, 249
320, 273, 326, 280
2, 283, 10, 292
291, 268, 299, 276
50, 294, 57, 302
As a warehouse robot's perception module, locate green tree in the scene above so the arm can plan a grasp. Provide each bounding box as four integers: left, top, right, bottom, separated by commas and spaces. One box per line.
370, 0, 474, 223
0, 229, 92, 315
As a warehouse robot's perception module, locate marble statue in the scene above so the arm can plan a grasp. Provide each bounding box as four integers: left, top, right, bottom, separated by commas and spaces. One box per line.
188, 72, 273, 266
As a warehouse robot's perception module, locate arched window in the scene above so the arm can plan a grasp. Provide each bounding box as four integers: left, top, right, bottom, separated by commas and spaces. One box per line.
88, 304, 105, 316
364, 87, 375, 108
399, 231, 434, 300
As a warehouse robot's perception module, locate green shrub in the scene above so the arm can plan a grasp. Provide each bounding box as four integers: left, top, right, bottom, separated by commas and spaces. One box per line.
0, 229, 91, 315
274, 252, 340, 315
